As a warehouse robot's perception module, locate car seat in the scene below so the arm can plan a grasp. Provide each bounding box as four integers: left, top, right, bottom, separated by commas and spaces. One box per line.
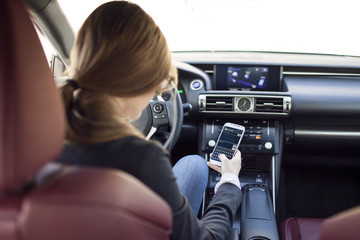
279, 206, 360, 240
0, 0, 172, 239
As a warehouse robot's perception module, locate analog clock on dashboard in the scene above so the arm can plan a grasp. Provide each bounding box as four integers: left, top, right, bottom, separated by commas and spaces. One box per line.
237, 97, 252, 112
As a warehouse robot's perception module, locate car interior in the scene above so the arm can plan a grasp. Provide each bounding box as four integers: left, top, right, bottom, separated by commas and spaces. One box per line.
1, 0, 360, 239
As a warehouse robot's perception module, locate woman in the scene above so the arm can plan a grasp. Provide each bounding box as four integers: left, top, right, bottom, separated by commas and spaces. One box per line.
57, 1, 242, 239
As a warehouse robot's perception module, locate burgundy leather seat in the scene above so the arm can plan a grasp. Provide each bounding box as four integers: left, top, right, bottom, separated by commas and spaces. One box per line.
279, 218, 324, 240
320, 205, 360, 240
280, 206, 360, 240
0, 0, 172, 239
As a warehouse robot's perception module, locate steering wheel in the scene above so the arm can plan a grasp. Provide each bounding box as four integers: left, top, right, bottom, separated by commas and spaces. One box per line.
132, 88, 183, 151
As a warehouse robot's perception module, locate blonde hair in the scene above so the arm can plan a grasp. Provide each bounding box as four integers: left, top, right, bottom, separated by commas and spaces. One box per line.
60, 1, 177, 143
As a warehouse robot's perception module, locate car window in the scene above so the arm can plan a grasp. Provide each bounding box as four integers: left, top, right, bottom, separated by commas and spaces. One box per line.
36, 28, 66, 83
58, 0, 360, 57
36, 28, 56, 66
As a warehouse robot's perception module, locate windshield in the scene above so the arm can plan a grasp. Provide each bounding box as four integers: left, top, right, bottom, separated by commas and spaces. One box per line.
58, 0, 360, 56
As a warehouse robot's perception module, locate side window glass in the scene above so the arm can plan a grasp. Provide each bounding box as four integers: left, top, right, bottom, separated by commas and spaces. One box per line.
51, 55, 67, 84
36, 28, 66, 84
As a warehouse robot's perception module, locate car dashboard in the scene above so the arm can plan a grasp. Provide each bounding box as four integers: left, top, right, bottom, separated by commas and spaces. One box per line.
174, 51, 360, 151
172, 51, 360, 239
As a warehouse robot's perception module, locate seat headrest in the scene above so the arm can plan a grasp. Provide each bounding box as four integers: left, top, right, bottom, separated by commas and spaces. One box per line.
0, 0, 65, 191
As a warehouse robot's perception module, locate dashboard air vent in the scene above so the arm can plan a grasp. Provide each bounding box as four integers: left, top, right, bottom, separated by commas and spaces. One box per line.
206, 96, 233, 111
255, 98, 283, 113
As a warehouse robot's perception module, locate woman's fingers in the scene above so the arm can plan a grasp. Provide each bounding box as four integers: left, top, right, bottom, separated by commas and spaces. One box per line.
218, 153, 229, 162
207, 150, 242, 175
234, 150, 241, 158
218, 150, 242, 175
207, 161, 221, 174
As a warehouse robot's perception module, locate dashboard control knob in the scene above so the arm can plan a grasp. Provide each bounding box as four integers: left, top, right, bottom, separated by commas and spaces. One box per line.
208, 140, 216, 147
264, 142, 273, 150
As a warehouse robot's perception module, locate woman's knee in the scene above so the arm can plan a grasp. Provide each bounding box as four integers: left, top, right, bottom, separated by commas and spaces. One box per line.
178, 155, 208, 176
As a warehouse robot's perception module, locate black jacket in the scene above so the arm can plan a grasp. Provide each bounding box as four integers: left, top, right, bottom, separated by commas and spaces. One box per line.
57, 136, 242, 240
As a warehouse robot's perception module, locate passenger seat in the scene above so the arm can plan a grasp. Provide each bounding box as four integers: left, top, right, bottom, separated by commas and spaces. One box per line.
279, 218, 323, 240
279, 205, 360, 240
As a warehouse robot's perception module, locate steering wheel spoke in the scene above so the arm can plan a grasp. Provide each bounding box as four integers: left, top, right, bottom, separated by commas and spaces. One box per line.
150, 101, 169, 128
132, 88, 183, 150
145, 126, 157, 140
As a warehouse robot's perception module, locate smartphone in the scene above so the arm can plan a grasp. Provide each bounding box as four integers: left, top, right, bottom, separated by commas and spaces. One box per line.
210, 122, 245, 166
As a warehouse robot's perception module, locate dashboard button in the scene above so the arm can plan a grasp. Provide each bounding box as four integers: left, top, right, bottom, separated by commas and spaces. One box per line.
208, 140, 216, 147
256, 175, 263, 183
265, 142, 273, 149
190, 80, 203, 90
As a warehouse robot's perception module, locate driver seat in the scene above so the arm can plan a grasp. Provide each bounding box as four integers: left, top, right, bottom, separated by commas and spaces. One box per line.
0, 0, 172, 239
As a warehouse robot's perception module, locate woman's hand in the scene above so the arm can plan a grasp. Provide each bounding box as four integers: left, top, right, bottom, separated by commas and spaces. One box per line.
207, 150, 242, 176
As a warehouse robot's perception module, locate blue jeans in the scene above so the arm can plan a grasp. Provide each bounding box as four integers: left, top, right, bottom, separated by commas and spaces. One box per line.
172, 155, 209, 215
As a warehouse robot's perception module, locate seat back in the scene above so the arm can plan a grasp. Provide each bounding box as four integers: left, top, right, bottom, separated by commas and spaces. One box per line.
0, 0, 172, 239
320, 205, 360, 240
279, 206, 360, 240
279, 218, 323, 240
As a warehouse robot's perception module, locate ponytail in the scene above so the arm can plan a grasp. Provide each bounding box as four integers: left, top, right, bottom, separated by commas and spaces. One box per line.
59, 80, 143, 143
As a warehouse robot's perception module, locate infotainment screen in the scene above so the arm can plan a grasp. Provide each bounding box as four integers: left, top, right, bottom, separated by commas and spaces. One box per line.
215, 65, 281, 91
227, 66, 269, 90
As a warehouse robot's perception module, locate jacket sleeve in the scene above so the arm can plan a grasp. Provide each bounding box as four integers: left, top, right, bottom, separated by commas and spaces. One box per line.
199, 183, 242, 239
136, 141, 242, 240
170, 183, 242, 240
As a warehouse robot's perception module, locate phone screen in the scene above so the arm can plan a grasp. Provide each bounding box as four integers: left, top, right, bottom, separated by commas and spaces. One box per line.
211, 126, 244, 162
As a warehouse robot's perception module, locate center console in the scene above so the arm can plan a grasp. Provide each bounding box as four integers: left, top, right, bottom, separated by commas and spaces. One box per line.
241, 184, 279, 240
191, 64, 289, 239
199, 118, 282, 240
201, 118, 280, 205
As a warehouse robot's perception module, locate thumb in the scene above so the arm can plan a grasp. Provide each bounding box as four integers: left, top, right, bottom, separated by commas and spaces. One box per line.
218, 153, 229, 163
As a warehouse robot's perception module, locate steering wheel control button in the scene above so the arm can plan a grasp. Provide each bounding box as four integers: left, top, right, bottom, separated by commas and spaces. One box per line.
190, 79, 203, 90
208, 140, 216, 147
265, 142, 273, 150
153, 103, 164, 113
154, 114, 166, 119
